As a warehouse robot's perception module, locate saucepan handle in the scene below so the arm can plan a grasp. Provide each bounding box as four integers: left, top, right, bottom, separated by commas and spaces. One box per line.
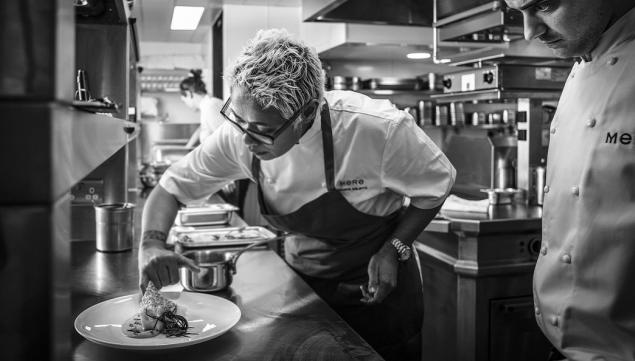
228, 235, 288, 274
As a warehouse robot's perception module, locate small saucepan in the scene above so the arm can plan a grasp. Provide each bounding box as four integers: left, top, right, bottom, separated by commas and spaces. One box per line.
179, 237, 283, 292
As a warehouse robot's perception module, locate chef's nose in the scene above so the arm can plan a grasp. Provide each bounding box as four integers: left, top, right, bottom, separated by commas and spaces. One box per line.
243, 132, 259, 146
522, 12, 547, 41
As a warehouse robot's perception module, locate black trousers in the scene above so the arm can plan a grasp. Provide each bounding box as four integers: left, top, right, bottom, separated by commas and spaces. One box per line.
300, 257, 423, 361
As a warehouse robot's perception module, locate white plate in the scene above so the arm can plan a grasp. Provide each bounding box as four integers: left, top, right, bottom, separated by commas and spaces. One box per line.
74, 291, 241, 350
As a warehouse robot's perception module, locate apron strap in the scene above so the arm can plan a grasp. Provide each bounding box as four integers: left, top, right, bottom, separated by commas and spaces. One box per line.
319, 102, 336, 192
251, 154, 261, 183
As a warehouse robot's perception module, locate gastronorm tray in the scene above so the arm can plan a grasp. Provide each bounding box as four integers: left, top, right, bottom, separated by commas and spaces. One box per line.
175, 203, 240, 226
171, 226, 277, 250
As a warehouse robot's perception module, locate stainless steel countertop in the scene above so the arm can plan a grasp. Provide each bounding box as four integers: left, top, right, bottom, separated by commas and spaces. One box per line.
424, 204, 542, 234
71, 241, 382, 361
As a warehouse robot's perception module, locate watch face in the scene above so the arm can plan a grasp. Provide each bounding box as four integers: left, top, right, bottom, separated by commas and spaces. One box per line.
401, 248, 412, 261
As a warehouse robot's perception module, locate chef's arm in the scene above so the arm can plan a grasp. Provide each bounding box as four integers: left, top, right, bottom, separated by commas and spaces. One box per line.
138, 185, 199, 291
365, 203, 442, 304
140, 184, 180, 247
389, 203, 442, 247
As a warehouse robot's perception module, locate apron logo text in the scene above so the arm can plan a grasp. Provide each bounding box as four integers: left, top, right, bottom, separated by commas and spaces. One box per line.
337, 179, 368, 192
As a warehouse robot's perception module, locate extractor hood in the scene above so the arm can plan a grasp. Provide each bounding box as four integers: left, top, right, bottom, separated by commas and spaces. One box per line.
302, 0, 433, 26
432, 0, 571, 65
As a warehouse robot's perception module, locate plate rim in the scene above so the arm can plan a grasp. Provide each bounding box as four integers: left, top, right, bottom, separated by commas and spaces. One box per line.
74, 292, 241, 350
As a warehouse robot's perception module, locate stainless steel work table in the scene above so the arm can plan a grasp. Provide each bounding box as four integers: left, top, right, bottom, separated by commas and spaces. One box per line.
70, 241, 381, 361
415, 203, 550, 361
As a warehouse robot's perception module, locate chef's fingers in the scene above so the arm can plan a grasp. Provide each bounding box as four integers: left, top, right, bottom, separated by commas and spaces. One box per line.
360, 284, 372, 303
139, 272, 149, 294
371, 282, 392, 303
157, 264, 171, 287
176, 253, 201, 272
167, 259, 179, 285
145, 267, 162, 290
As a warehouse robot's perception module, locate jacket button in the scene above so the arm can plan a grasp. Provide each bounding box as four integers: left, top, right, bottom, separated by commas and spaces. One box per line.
544, 185, 550, 194
535, 306, 541, 315
587, 118, 596, 127
561, 253, 572, 264
550, 315, 559, 327
571, 186, 579, 196
540, 245, 548, 255
608, 57, 618, 65
551, 127, 556, 134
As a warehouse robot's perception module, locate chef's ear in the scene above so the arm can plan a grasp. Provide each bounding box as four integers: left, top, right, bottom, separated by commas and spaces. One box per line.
302, 99, 320, 120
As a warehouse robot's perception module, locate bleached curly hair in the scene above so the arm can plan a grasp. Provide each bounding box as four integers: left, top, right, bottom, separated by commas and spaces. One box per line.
227, 28, 324, 119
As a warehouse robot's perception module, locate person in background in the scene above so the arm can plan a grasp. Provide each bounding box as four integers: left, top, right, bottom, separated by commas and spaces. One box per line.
179, 69, 224, 144
138, 28, 455, 360
505, 0, 635, 360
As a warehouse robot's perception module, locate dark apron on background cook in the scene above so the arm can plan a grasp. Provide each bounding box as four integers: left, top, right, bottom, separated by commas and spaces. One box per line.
252, 102, 423, 361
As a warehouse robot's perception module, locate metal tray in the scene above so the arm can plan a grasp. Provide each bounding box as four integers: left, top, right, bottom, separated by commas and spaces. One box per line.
171, 226, 277, 250
175, 203, 240, 226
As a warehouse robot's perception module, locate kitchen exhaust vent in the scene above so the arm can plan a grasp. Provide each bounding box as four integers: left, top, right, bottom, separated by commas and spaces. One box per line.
303, 0, 433, 26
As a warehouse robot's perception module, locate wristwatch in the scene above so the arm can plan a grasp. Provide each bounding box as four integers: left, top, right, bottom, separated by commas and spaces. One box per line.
390, 238, 412, 262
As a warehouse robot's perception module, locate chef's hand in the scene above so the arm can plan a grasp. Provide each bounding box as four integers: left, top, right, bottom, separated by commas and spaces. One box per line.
363, 242, 399, 304
138, 240, 200, 293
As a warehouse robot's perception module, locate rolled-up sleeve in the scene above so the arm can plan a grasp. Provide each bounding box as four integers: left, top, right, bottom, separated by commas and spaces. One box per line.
159, 123, 252, 204
381, 115, 456, 209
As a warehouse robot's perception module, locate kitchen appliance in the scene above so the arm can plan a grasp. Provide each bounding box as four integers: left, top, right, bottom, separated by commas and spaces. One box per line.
432, 0, 571, 65
331, 76, 361, 90
363, 77, 423, 91
442, 64, 570, 93
444, 127, 517, 198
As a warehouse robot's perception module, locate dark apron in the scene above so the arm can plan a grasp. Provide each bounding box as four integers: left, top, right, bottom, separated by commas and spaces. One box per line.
252, 102, 423, 361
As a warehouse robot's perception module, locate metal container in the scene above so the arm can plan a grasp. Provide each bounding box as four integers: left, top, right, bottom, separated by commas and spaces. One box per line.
535, 165, 546, 205
172, 226, 277, 250
179, 238, 277, 292
175, 204, 239, 227
331, 76, 361, 90
480, 188, 521, 205
94, 203, 135, 252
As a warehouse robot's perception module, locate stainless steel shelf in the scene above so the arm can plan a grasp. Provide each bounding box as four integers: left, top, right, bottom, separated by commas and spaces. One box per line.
431, 88, 562, 103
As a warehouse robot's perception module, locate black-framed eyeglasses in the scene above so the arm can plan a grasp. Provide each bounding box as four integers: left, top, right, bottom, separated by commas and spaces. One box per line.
220, 97, 314, 145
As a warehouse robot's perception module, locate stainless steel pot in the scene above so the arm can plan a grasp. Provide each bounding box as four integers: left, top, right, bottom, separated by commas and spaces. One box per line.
179, 237, 282, 292
480, 188, 522, 205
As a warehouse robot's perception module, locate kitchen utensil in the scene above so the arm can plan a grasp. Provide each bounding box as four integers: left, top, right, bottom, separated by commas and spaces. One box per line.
74, 292, 241, 350
179, 236, 285, 292
94, 203, 135, 252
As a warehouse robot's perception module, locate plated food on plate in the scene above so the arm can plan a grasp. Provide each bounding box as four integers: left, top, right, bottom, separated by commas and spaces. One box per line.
123, 282, 192, 338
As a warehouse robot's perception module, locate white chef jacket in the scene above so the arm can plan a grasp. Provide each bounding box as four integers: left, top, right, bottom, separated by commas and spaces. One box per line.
160, 90, 455, 217
198, 95, 225, 142
534, 7, 635, 361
